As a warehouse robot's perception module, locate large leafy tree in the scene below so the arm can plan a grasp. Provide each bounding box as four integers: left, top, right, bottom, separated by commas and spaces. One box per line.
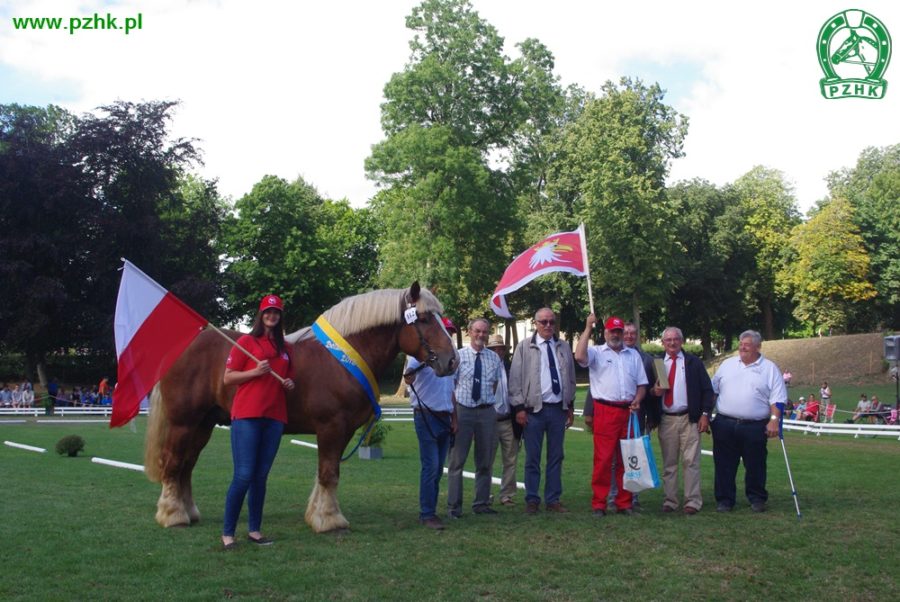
0, 101, 220, 382
222, 175, 377, 331
826, 145, 900, 328
547, 78, 688, 332
665, 179, 752, 357
366, 0, 557, 324
782, 196, 876, 332
731, 166, 801, 340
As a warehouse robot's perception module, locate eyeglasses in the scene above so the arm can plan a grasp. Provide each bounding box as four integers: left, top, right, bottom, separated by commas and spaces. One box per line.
536, 319, 555, 326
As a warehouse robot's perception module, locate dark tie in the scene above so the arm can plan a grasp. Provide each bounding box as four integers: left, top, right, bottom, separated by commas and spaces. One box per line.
546, 340, 561, 395
664, 354, 677, 408
472, 351, 482, 402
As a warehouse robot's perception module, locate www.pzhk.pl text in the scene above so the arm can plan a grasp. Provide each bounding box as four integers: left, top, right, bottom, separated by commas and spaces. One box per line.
12, 13, 144, 35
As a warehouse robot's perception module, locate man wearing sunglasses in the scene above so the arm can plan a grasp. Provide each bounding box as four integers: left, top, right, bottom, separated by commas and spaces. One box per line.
509, 308, 577, 515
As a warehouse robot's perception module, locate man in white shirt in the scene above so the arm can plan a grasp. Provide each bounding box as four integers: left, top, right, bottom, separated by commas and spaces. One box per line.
710, 330, 787, 513
574, 314, 647, 516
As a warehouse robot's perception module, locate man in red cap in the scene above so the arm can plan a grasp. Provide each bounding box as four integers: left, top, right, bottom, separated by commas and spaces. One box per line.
574, 313, 648, 516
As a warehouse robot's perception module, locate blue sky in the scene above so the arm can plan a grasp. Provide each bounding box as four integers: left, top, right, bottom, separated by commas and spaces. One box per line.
2, 0, 898, 213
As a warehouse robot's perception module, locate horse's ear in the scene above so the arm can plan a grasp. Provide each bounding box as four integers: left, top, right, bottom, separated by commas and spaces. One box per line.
408, 281, 421, 303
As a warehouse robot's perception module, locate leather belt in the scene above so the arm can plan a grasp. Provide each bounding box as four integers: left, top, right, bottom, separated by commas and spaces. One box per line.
716, 412, 767, 424
414, 407, 452, 418
663, 410, 689, 417
595, 399, 630, 409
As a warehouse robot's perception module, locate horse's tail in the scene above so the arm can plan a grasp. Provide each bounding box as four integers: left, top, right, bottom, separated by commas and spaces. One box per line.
143, 384, 168, 483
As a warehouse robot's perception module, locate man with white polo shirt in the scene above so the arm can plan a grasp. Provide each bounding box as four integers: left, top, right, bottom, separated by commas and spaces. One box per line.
710, 329, 787, 513
575, 314, 647, 516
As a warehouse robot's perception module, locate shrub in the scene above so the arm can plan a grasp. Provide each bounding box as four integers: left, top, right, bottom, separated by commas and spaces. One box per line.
55, 435, 86, 457
362, 421, 391, 448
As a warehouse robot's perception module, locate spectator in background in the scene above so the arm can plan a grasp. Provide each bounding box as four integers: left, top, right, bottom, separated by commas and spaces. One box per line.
98, 377, 110, 397
801, 394, 820, 422
782, 370, 793, 388
0, 385, 11, 407
820, 382, 832, 406
11, 384, 23, 408
852, 394, 870, 422
22, 387, 34, 407
47, 378, 59, 404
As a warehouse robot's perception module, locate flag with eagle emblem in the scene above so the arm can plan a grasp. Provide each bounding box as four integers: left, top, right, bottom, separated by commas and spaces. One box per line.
489, 225, 589, 318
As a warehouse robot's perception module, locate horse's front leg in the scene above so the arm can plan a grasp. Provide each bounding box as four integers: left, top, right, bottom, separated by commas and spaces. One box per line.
305, 429, 351, 533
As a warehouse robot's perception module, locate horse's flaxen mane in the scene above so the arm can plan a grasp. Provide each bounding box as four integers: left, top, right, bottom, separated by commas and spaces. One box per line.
285, 287, 444, 343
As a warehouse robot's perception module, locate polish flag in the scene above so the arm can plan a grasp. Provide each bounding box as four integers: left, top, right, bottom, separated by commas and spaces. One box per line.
111, 260, 207, 427
490, 225, 589, 318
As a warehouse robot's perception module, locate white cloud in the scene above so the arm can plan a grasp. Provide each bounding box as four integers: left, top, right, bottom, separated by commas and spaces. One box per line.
2, 0, 898, 212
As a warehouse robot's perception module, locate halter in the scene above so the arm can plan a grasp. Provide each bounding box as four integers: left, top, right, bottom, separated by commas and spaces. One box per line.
403, 293, 445, 369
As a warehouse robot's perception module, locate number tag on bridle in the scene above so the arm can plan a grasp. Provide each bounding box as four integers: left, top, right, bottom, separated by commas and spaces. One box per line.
404, 307, 418, 324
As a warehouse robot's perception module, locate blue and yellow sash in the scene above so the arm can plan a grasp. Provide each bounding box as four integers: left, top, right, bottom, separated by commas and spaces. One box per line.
312, 315, 381, 418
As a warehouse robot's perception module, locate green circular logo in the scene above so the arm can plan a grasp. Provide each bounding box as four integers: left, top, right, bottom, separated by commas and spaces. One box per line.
818, 9, 891, 99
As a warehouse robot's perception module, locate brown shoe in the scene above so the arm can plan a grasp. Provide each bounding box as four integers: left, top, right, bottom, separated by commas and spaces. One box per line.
662, 505, 675, 513
500, 498, 516, 506
525, 501, 540, 515
684, 506, 699, 516
545, 502, 569, 513
420, 516, 445, 530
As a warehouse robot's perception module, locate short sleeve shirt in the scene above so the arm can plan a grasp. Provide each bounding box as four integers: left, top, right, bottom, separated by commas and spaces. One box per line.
581, 345, 648, 402
226, 335, 291, 423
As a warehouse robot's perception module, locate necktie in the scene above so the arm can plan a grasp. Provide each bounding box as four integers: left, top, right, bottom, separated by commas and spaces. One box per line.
664, 354, 677, 408
472, 351, 482, 402
546, 340, 561, 395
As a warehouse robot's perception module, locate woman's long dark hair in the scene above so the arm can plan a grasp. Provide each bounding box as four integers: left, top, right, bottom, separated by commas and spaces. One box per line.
249, 309, 286, 355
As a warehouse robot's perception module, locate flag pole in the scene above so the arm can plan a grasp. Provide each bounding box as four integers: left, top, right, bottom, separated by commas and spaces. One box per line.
206, 323, 287, 385
578, 223, 595, 317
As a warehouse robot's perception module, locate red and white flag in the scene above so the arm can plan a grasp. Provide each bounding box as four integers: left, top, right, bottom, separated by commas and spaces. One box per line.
490, 225, 589, 318
111, 260, 207, 427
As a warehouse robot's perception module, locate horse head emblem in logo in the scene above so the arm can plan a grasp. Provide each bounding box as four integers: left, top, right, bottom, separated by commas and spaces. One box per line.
818, 9, 891, 99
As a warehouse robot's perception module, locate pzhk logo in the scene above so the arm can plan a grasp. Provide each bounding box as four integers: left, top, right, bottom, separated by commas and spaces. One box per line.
818, 9, 891, 99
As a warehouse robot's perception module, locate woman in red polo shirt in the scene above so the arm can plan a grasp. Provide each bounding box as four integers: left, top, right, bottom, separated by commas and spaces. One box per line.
221, 294, 295, 549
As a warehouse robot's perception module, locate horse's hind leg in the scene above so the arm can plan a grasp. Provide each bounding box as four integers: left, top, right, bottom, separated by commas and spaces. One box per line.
305, 434, 350, 533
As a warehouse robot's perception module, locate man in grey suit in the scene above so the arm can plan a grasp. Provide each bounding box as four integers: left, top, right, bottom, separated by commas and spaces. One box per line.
509, 308, 577, 515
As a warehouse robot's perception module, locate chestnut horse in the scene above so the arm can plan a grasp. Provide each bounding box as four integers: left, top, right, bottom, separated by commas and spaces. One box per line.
144, 282, 458, 532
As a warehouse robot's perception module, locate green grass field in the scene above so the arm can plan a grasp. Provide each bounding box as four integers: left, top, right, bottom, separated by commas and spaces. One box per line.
2, 415, 898, 601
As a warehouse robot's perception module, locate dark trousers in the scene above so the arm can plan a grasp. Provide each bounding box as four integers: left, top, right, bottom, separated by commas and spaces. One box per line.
523, 403, 567, 505
711, 415, 768, 507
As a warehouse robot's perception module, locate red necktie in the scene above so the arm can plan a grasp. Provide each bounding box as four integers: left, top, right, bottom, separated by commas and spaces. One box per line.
664, 354, 677, 408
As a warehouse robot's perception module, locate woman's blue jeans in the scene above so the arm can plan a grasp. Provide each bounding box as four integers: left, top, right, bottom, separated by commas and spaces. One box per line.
223, 417, 284, 536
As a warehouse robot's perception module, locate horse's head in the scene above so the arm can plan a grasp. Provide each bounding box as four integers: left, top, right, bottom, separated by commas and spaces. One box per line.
832, 30, 862, 65
399, 282, 459, 376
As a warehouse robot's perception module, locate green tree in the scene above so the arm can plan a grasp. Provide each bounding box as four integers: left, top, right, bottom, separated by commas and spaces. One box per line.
222, 176, 377, 331
731, 166, 801, 340
0, 101, 217, 383
366, 0, 541, 323
782, 196, 876, 332
547, 78, 688, 332
827, 145, 900, 328
665, 180, 751, 358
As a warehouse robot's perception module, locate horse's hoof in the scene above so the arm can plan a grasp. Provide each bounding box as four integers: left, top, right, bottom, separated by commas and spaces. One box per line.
325, 527, 350, 536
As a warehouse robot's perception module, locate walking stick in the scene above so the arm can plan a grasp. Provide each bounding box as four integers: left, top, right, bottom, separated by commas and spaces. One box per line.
777, 402, 802, 519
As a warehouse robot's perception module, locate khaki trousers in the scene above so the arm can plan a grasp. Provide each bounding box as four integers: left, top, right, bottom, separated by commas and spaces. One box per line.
658, 413, 702, 511
490, 418, 519, 502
